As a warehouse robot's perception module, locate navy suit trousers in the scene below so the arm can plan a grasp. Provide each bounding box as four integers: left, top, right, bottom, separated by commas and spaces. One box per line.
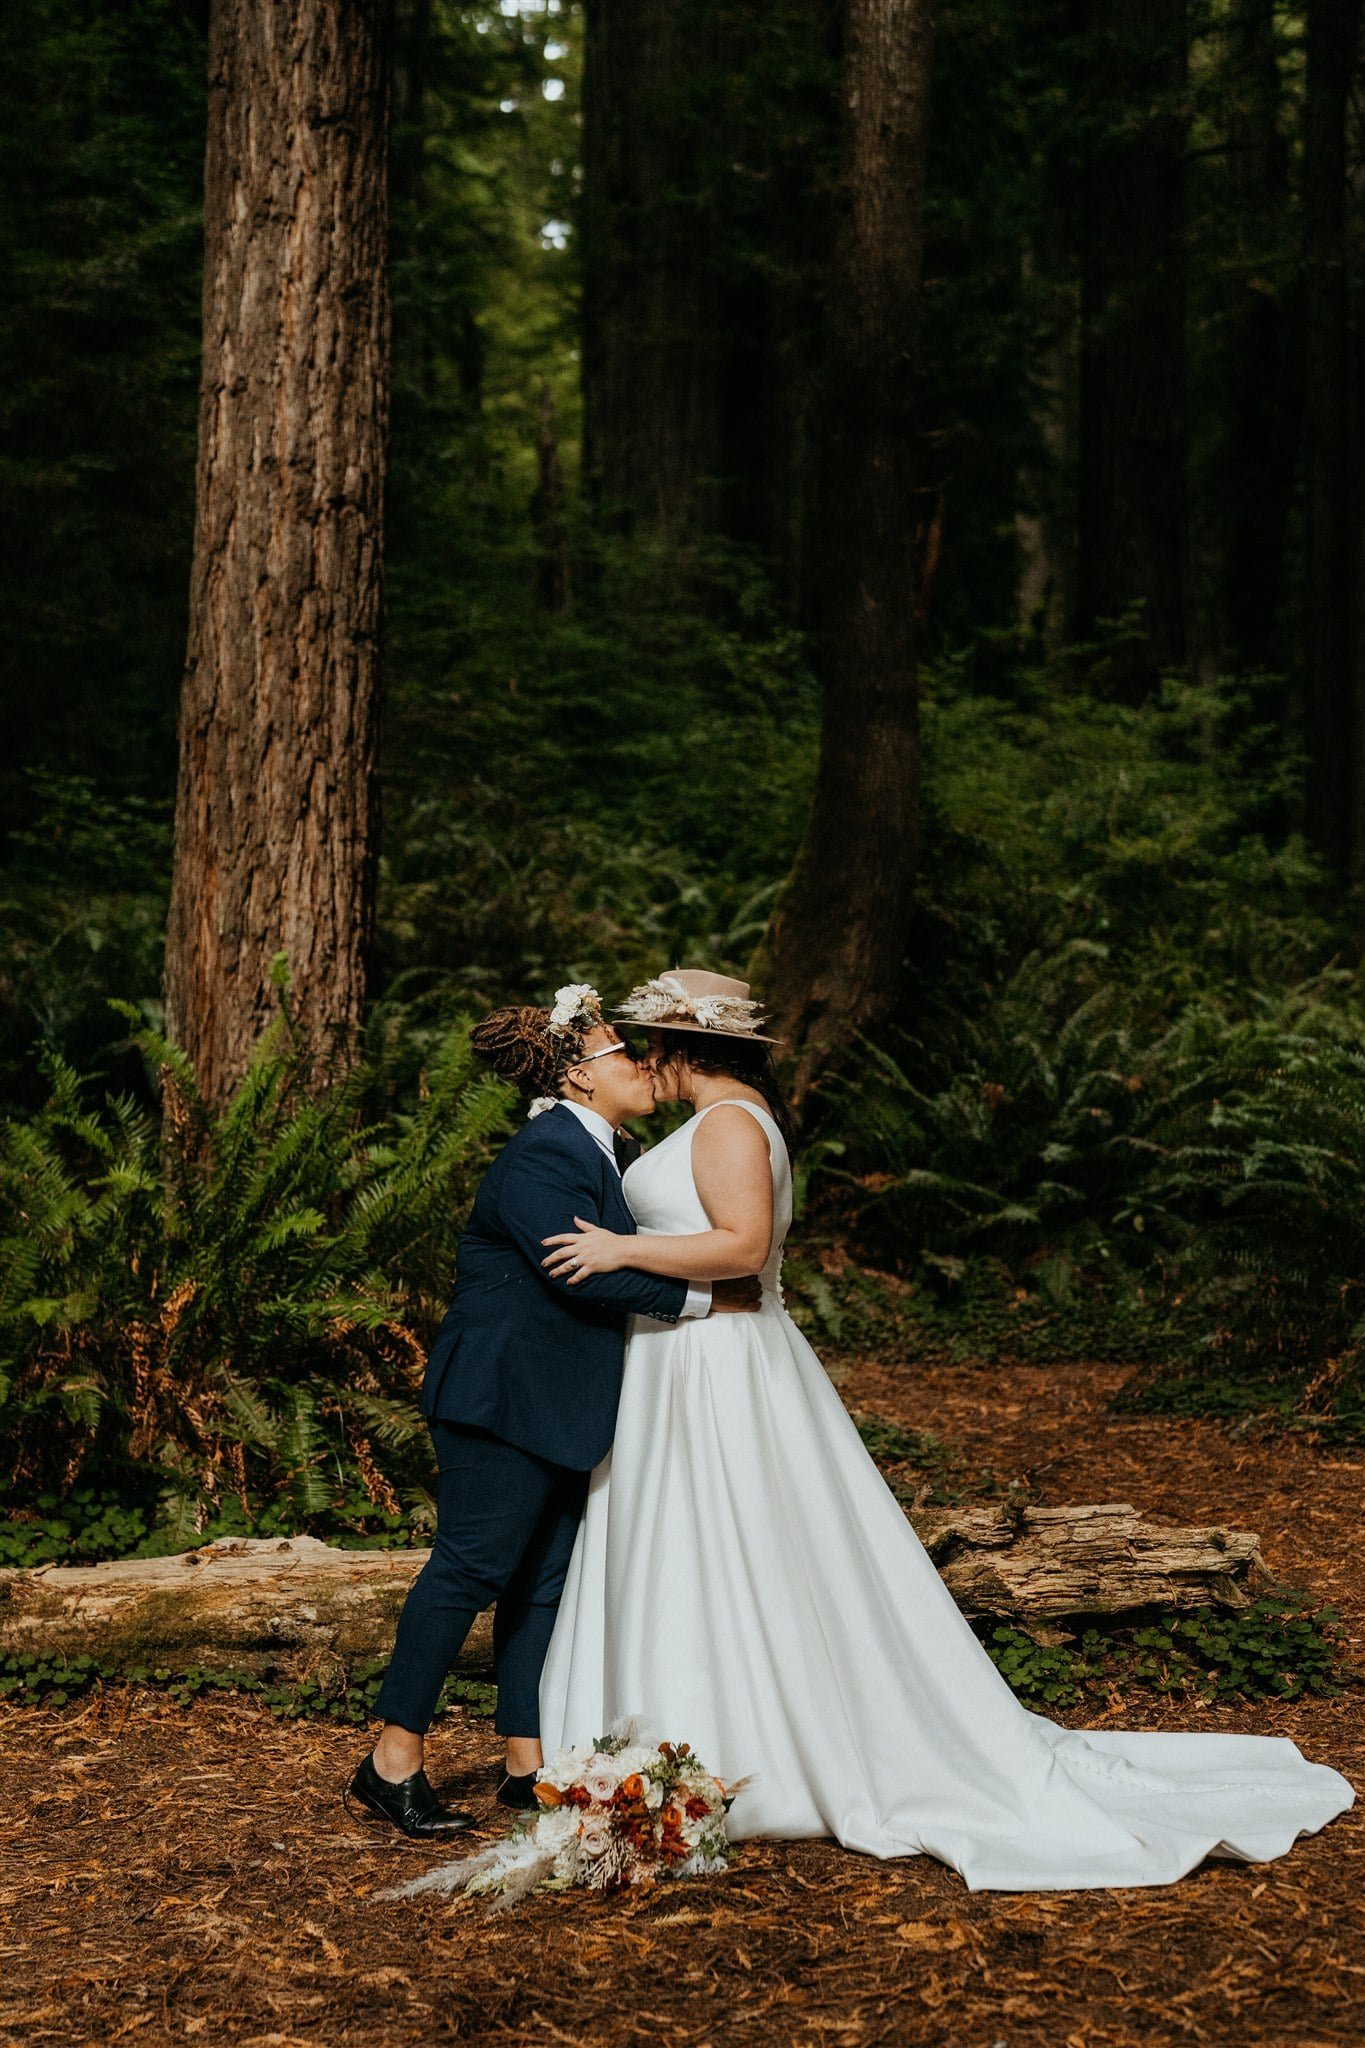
373, 1421, 588, 1738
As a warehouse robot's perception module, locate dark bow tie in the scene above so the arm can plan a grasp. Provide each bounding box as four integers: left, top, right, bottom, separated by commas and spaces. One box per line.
613, 1128, 642, 1173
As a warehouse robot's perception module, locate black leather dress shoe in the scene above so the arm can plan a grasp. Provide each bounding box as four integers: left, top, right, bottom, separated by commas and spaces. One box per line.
496, 1770, 540, 1811
347, 1753, 475, 1839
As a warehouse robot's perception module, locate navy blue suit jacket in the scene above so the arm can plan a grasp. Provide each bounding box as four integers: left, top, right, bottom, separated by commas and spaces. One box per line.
419, 1104, 688, 1470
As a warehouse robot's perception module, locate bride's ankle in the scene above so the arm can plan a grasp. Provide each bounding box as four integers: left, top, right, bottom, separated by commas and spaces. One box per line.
504, 1736, 543, 1778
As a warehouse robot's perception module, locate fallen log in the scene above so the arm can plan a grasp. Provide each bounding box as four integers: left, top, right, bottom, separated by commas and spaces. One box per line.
0, 1505, 1278, 1682
0, 1536, 474, 1683
910, 1502, 1275, 1630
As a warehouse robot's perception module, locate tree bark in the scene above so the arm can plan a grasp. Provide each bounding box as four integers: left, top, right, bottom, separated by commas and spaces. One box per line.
1072, 0, 1189, 698
578, 0, 825, 592
580, 0, 723, 543
1015, 202, 1078, 655
531, 383, 573, 614
753, 0, 934, 1098
914, 1500, 1273, 1630
390, 0, 431, 218
1217, 0, 1296, 676
0, 1537, 491, 1679
1301, 0, 1362, 874
0, 1508, 1277, 1675
163, 0, 391, 1113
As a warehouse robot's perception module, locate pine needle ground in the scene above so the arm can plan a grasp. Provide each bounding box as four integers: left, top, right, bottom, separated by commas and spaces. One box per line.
3, 1361, 1361, 2048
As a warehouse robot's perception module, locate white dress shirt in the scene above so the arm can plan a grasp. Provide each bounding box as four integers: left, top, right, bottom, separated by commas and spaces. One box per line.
557, 1101, 710, 1318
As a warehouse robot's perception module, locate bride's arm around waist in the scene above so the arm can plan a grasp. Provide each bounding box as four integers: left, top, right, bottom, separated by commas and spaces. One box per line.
541, 1106, 774, 1283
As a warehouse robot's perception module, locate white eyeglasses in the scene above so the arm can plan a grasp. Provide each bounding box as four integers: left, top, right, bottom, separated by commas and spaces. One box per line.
569, 1040, 632, 1067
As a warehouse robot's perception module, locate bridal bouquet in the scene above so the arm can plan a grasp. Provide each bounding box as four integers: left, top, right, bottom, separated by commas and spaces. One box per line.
387, 1722, 748, 1911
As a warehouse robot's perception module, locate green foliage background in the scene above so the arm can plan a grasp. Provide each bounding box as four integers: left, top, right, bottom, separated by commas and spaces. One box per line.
4, 0, 1365, 1566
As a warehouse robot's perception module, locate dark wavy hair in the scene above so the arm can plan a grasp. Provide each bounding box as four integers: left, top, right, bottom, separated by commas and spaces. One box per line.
650, 1029, 792, 1143
469, 1005, 587, 1098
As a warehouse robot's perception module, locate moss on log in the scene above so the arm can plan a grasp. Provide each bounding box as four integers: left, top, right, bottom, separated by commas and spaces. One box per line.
0, 1537, 482, 1682
0, 1505, 1276, 1680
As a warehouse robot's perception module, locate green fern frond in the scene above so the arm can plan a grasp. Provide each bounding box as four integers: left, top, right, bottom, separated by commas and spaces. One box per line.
216, 1371, 282, 1450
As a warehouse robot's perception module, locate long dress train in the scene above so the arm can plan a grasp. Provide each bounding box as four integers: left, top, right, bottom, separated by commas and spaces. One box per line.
539, 1099, 1354, 1891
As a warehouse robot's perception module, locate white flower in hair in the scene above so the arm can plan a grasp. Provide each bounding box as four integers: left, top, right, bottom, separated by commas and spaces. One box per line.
549, 983, 602, 1033
527, 1096, 558, 1119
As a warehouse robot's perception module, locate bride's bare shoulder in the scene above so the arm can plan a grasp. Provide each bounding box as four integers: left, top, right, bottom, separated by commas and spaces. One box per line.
690, 1101, 772, 1159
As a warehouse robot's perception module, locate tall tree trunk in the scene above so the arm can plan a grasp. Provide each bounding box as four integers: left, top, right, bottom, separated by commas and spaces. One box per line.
579, 0, 722, 543
578, 0, 825, 590
164, 0, 391, 1113
1218, 0, 1295, 675
1072, 0, 1189, 697
1015, 195, 1078, 654
1301, 0, 1361, 873
531, 382, 573, 615
391, 0, 431, 217
754, 0, 935, 1098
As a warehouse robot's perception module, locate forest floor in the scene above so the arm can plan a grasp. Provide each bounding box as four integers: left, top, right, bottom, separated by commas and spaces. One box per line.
3, 1358, 1361, 2048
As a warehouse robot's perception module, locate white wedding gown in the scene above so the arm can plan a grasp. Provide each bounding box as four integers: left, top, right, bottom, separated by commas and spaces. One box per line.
539, 1099, 1354, 1891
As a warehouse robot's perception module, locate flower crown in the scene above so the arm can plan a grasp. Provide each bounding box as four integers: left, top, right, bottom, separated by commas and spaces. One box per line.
616, 974, 768, 1036
548, 983, 604, 1036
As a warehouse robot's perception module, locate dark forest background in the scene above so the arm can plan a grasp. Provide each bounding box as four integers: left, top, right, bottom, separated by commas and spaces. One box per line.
5, 0, 1365, 1555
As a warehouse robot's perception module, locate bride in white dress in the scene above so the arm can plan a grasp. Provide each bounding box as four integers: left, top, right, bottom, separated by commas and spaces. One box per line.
538, 971, 1354, 1892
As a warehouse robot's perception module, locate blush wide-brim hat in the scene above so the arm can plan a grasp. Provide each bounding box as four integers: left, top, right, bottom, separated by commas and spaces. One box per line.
614, 969, 782, 1043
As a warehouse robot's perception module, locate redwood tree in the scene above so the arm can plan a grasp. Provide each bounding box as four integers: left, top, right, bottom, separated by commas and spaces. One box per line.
578, 0, 828, 593
1301, 0, 1361, 874
1072, 0, 1189, 697
164, 0, 391, 1111
754, 0, 935, 1096
579, 0, 723, 542
1216, 0, 1295, 676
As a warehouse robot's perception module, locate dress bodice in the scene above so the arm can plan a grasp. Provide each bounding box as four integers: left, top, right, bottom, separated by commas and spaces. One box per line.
622, 1098, 792, 1295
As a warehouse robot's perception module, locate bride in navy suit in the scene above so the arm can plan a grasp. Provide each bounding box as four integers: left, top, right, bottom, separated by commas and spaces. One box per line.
349, 986, 758, 1838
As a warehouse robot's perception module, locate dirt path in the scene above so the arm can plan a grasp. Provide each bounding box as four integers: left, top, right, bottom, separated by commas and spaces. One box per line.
3, 1361, 1360, 2048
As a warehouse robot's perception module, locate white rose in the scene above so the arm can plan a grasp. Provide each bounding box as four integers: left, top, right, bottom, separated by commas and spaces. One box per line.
616, 1745, 658, 1777
550, 983, 599, 1030
540, 1743, 592, 1793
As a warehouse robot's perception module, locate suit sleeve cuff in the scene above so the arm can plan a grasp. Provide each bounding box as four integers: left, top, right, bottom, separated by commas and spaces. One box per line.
679, 1282, 712, 1320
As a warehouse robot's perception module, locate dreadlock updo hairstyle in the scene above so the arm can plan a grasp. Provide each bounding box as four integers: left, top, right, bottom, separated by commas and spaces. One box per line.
651, 1029, 793, 1143
469, 1005, 587, 1099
